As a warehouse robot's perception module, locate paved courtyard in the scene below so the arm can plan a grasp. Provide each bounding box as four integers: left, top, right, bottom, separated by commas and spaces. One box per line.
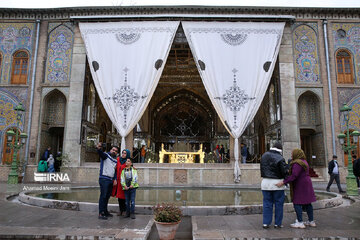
0, 183, 359, 239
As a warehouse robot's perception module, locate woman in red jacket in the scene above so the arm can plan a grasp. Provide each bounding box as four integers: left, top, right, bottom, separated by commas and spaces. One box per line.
112, 149, 130, 216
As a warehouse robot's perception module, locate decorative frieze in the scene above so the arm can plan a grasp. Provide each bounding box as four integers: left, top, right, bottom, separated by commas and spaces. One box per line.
0, 7, 359, 20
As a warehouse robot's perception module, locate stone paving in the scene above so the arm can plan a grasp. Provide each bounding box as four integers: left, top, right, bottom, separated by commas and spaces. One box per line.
192, 201, 360, 239
0, 184, 153, 239
0, 183, 359, 239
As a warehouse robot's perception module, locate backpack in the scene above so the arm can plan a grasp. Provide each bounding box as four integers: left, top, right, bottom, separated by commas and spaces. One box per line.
38, 160, 48, 172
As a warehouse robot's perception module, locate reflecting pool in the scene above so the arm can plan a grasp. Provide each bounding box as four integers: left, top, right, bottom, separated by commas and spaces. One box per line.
29, 187, 331, 206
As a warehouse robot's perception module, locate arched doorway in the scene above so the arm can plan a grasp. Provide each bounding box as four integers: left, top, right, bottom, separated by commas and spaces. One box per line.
2, 128, 20, 164
152, 90, 214, 157
40, 89, 66, 159
298, 91, 325, 167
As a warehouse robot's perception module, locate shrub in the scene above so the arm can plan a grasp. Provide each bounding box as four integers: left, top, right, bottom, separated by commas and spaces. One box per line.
153, 202, 182, 223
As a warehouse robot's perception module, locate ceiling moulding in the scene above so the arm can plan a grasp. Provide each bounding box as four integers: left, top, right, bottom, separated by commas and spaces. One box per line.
0, 6, 359, 20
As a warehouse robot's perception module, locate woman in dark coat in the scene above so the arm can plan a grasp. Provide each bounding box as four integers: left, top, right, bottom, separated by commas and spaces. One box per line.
276, 149, 316, 229
112, 149, 130, 216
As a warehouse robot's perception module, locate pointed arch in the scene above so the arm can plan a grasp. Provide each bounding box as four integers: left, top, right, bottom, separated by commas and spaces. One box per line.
45, 24, 74, 83
292, 24, 320, 83
298, 91, 321, 127
151, 89, 215, 153
298, 90, 325, 166
43, 89, 67, 127
40, 89, 67, 164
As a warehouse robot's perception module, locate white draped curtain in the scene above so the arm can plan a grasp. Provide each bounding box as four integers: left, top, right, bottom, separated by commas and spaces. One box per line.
79, 21, 179, 151
183, 22, 284, 182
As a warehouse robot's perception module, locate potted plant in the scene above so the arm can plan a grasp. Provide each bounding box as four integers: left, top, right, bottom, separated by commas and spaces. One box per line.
153, 202, 183, 240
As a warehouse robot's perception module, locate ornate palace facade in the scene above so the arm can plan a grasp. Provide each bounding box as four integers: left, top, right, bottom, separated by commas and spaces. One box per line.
0, 6, 359, 183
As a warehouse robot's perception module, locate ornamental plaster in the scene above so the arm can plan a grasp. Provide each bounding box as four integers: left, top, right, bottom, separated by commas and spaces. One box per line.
44, 23, 74, 83
0, 22, 35, 84
332, 23, 360, 84
292, 23, 320, 83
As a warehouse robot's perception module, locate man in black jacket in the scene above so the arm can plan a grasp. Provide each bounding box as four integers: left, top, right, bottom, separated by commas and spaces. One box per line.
353, 155, 360, 188
326, 155, 345, 193
260, 141, 288, 229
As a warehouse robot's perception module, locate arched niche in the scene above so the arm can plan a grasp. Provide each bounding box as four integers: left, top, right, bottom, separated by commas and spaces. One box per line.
45, 24, 74, 83
151, 89, 215, 153
39, 89, 67, 162
297, 91, 325, 166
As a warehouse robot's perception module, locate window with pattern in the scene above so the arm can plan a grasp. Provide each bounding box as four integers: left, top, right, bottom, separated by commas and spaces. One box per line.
11, 50, 29, 84
336, 50, 354, 84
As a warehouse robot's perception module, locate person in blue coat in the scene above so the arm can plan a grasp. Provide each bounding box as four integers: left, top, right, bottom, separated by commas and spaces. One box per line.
96, 142, 119, 220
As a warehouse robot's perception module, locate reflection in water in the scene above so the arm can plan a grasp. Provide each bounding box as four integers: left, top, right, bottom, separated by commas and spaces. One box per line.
234, 190, 241, 206
175, 190, 181, 201
31, 188, 330, 206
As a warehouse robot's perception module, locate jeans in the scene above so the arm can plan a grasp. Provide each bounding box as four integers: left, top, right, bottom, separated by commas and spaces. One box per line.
99, 178, 113, 214
118, 198, 126, 213
326, 173, 343, 192
124, 188, 136, 214
242, 156, 247, 164
293, 204, 313, 222
48, 164, 55, 173
262, 190, 285, 226
140, 156, 145, 163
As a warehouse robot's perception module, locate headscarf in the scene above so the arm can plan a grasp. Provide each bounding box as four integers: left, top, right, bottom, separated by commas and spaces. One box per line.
120, 149, 131, 165
288, 148, 308, 201
290, 149, 308, 173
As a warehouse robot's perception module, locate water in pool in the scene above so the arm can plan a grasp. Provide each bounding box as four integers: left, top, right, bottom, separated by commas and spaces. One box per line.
30, 188, 330, 206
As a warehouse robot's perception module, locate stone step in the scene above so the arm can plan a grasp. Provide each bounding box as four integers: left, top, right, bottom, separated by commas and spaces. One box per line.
311, 176, 326, 182
310, 167, 326, 182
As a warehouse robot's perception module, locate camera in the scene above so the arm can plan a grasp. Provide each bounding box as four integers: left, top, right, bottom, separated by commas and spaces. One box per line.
126, 178, 132, 187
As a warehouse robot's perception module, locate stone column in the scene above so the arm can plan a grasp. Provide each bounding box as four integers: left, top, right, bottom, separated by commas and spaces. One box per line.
125, 130, 134, 153
230, 136, 234, 161
29, 21, 48, 164
63, 26, 86, 167
279, 23, 300, 160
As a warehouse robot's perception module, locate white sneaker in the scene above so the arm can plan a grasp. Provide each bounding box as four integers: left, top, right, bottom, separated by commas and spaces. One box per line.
304, 221, 316, 227
290, 220, 306, 229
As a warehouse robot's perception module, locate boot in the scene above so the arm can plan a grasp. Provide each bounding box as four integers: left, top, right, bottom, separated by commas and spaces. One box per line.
124, 211, 130, 218
131, 213, 136, 219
